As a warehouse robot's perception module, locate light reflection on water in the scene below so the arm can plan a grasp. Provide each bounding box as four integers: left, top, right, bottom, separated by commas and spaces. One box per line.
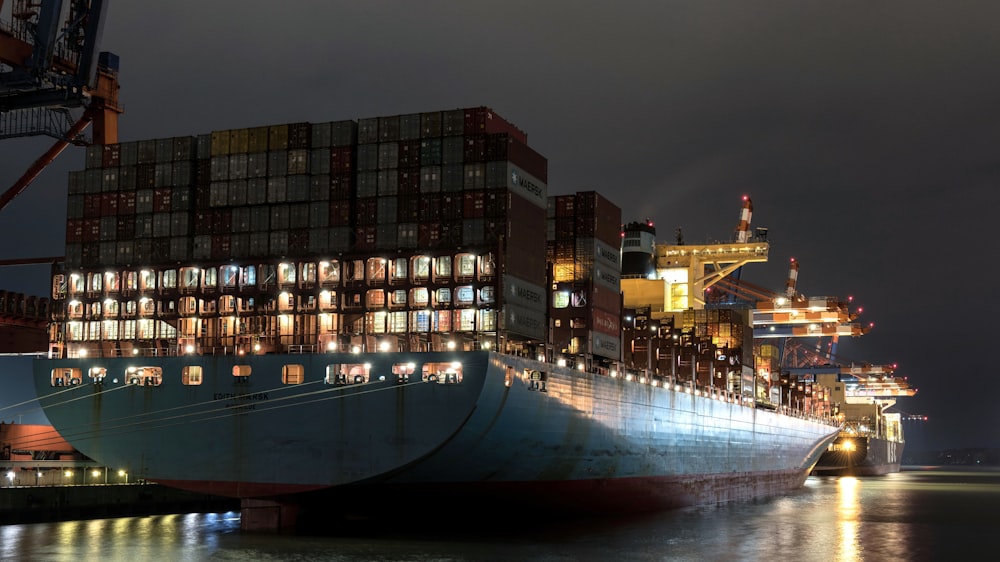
2, 469, 998, 561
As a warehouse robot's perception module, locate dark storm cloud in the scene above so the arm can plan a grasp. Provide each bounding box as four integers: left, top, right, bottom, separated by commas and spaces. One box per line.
2, 1, 999, 449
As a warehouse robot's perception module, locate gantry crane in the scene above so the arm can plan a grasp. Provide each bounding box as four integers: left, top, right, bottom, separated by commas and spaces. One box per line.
0, 0, 122, 213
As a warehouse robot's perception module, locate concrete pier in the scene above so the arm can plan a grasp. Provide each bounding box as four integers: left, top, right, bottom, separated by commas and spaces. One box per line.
0, 483, 239, 524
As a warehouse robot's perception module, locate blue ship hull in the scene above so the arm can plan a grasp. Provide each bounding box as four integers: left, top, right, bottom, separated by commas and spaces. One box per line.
34, 350, 839, 522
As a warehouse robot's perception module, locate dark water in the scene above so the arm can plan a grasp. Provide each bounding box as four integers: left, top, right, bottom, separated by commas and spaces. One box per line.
2, 467, 997, 561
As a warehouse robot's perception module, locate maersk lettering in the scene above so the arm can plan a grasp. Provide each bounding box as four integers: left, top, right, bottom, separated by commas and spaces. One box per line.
510, 170, 542, 198
512, 284, 542, 304
597, 245, 620, 265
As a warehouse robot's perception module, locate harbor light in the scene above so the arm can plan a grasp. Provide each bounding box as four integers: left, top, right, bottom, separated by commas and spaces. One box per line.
577, 363, 584, 371
5, 471, 13, 483
351, 346, 360, 354
379, 340, 390, 352
185, 344, 195, 354
327, 341, 337, 351
557, 358, 566, 367
447, 341, 456, 350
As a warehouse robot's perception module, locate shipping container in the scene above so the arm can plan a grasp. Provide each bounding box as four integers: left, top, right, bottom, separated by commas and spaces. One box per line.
441, 164, 463, 192
227, 180, 247, 207
463, 106, 528, 144
247, 178, 268, 205
120, 141, 139, 166
267, 177, 287, 203
358, 118, 379, 144
399, 114, 421, 140
173, 136, 197, 161
420, 138, 442, 165
268, 124, 289, 150
378, 115, 400, 142
420, 111, 442, 138
331, 120, 358, 147
329, 226, 352, 251
288, 122, 311, 149
287, 175, 310, 202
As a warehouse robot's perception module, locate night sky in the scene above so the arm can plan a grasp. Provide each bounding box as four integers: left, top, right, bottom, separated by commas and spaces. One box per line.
2, 1, 998, 452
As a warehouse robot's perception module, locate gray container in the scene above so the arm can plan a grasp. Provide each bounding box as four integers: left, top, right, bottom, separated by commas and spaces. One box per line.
378, 142, 398, 169
377, 198, 397, 224
193, 235, 212, 259
228, 153, 248, 179
358, 118, 379, 144
269, 230, 288, 255
287, 175, 310, 202
248, 152, 268, 178
100, 241, 116, 264
232, 233, 250, 258
247, 178, 268, 205
400, 114, 422, 140
153, 213, 172, 238
311, 148, 331, 175
267, 177, 287, 203
377, 171, 398, 196
210, 156, 229, 181
330, 226, 352, 251
154, 163, 173, 187
135, 190, 154, 214
228, 180, 248, 207
420, 166, 441, 192
357, 144, 379, 171
310, 175, 330, 200
196, 134, 212, 159
250, 206, 270, 231
232, 206, 252, 233
288, 149, 309, 175
101, 169, 119, 192
100, 216, 117, 241
120, 141, 139, 166
290, 203, 310, 229
119, 166, 137, 190
116, 241, 133, 266
308, 228, 329, 253
442, 136, 464, 164
268, 151, 288, 176
309, 201, 329, 228
442, 165, 463, 192
210, 182, 229, 207
135, 214, 153, 238
356, 172, 377, 198
169, 237, 190, 261
331, 120, 358, 146
271, 205, 290, 230
171, 212, 190, 236
311, 122, 332, 148
464, 163, 485, 190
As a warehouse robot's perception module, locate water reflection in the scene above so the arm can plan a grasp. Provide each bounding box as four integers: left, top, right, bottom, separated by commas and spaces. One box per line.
1, 470, 998, 561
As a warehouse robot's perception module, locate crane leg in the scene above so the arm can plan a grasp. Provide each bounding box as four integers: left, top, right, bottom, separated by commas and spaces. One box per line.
0, 114, 93, 213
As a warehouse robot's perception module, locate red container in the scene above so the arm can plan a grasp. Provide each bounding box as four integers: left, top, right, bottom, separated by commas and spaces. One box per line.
441, 194, 463, 220
356, 197, 377, 226
116, 216, 136, 240
463, 135, 486, 163
117, 191, 136, 215
102, 144, 121, 168
355, 225, 376, 251
330, 200, 352, 226
462, 191, 485, 218
418, 223, 440, 247
66, 219, 83, 243
211, 235, 232, 260
398, 168, 421, 195
83, 194, 101, 218
330, 173, 354, 200
420, 194, 441, 222
398, 140, 422, 168
330, 147, 354, 174
82, 218, 100, 242
100, 192, 119, 215
153, 189, 172, 213
397, 195, 421, 222
212, 209, 232, 235
591, 307, 620, 337
463, 107, 528, 144
289, 229, 310, 249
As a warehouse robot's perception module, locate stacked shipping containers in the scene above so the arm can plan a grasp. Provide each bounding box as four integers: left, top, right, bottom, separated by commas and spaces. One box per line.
57, 106, 551, 352
546, 191, 622, 361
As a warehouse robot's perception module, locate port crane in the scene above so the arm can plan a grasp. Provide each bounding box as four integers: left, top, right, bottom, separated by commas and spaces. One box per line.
0, 0, 121, 214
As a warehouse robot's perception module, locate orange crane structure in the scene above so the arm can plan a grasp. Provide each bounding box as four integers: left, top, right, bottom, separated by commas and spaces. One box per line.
1, 0, 121, 351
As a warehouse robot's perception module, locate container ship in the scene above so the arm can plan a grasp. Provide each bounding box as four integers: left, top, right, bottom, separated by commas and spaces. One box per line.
807, 366, 915, 476
31, 106, 841, 531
